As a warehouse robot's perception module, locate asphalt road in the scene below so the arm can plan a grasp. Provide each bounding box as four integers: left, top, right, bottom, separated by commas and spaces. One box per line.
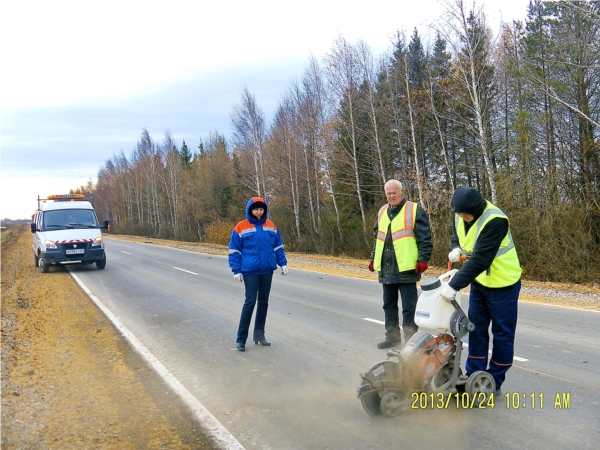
70, 238, 600, 449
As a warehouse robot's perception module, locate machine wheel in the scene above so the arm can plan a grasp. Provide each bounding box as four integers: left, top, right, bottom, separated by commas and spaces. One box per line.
96, 254, 106, 269
379, 391, 406, 417
465, 371, 495, 405
358, 360, 402, 417
432, 363, 462, 390
360, 391, 383, 417
38, 256, 49, 273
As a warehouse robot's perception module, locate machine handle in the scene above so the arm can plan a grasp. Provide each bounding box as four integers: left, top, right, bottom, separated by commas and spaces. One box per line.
439, 268, 459, 284
446, 255, 468, 271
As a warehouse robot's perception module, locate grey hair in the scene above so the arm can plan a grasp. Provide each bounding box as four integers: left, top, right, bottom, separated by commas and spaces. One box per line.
384, 179, 403, 191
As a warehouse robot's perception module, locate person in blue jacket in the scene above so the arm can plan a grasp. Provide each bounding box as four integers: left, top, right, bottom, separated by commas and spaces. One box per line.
228, 197, 288, 352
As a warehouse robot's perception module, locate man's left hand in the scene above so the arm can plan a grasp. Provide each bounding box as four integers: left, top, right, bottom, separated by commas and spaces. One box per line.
415, 261, 428, 273
440, 285, 457, 302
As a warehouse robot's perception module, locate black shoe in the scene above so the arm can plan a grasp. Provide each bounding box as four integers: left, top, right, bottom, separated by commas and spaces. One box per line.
236, 343, 245, 352
254, 337, 271, 346
377, 339, 400, 349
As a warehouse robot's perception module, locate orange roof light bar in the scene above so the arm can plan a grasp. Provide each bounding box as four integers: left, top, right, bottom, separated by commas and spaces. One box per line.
47, 194, 85, 200
37, 193, 86, 209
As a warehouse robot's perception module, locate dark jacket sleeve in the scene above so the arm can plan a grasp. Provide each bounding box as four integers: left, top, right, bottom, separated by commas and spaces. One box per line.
450, 220, 460, 250
415, 204, 433, 263
449, 217, 509, 290
369, 216, 378, 263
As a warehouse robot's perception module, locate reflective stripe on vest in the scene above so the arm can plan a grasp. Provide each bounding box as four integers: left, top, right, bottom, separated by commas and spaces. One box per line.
373, 201, 419, 272
455, 201, 521, 287
454, 208, 516, 259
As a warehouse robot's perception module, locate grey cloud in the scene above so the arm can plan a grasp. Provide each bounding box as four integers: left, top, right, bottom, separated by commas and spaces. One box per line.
1, 57, 305, 178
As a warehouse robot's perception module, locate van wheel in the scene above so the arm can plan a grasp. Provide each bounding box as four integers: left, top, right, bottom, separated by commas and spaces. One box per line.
96, 254, 106, 270
38, 257, 49, 273
34, 253, 39, 267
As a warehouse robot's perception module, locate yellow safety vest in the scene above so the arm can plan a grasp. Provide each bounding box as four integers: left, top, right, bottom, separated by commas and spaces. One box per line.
373, 201, 419, 272
455, 201, 522, 287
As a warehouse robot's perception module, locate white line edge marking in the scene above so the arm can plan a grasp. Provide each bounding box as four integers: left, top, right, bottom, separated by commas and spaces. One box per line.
120, 251, 132, 255
463, 343, 530, 362
173, 267, 198, 275
363, 318, 529, 362
69, 272, 244, 450
105, 239, 600, 314
363, 317, 385, 325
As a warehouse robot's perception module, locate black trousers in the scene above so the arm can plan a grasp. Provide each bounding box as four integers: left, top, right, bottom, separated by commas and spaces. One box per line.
236, 273, 273, 345
381, 282, 419, 342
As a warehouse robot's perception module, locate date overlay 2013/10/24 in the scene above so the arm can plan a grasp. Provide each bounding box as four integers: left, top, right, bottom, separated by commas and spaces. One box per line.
410, 392, 571, 409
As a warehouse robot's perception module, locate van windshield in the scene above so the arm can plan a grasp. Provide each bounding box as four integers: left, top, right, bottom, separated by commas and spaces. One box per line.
43, 209, 100, 230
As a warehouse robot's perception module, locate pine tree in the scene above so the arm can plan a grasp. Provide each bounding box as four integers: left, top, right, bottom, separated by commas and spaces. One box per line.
180, 139, 192, 169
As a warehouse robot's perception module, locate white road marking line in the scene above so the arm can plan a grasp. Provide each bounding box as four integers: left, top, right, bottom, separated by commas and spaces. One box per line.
363, 318, 529, 361
69, 272, 245, 450
120, 251, 132, 255
363, 317, 385, 325
173, 267, 198, 275
462, 344, 529, 362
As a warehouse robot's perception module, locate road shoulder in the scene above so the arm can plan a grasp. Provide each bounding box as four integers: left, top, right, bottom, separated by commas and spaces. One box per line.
1, 225, 218, 449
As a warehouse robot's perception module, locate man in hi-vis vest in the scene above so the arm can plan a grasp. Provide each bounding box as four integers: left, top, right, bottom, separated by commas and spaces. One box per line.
369, 179, 432, 349
441, 187, 522, 395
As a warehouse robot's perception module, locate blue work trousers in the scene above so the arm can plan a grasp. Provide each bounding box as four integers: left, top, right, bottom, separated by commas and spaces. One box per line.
465, 280, 521, 388
236, 273, 273, 345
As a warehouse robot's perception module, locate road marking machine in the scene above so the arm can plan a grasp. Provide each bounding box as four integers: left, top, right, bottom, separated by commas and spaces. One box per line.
357, 269, 497, 417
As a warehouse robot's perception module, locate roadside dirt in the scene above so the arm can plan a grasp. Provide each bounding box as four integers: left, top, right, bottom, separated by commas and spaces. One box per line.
2, 226, 599, 449
1, 226, 218, 449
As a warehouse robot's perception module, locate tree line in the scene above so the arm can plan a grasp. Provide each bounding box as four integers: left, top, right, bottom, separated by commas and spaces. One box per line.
83, 0, 599, 283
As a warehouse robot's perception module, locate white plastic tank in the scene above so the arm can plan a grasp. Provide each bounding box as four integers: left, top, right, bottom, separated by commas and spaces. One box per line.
414, 269, 462, 330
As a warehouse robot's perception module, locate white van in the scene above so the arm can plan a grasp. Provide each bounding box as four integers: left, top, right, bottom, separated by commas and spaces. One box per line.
31, 194, 109, 273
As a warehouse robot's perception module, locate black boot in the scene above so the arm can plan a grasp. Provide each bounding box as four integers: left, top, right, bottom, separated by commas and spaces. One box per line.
377, 338, 401, 349
254, 336, 271, 346
380, 323, 402, 349
403, 326, 418, 343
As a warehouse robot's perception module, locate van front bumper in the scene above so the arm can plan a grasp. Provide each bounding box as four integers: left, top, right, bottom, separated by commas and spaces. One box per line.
40, 246, 105, 265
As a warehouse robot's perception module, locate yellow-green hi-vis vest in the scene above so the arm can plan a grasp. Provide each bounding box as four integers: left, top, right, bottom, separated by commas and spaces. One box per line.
373, 201, 418, 272
455, 201, 522, 288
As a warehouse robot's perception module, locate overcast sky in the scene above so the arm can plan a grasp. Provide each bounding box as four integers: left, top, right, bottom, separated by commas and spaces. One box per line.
0, 0, 529, 219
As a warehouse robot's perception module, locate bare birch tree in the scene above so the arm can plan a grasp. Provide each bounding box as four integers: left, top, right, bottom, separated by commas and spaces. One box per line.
324, 36, 369, 236
426, 32, 456, 192
304, 56, 343, 241
231, 87, 267, 197
271, 95, 302, 239
161, 131, 182, 238
399, 50, 426, 206
357, 39, 388, 187
438, 0, 499, 202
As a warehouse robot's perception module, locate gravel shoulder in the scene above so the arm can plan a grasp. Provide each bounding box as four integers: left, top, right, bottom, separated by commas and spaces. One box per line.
1, 226, 218, 449
107, 234, 600, 311
2, 227, 598, 449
